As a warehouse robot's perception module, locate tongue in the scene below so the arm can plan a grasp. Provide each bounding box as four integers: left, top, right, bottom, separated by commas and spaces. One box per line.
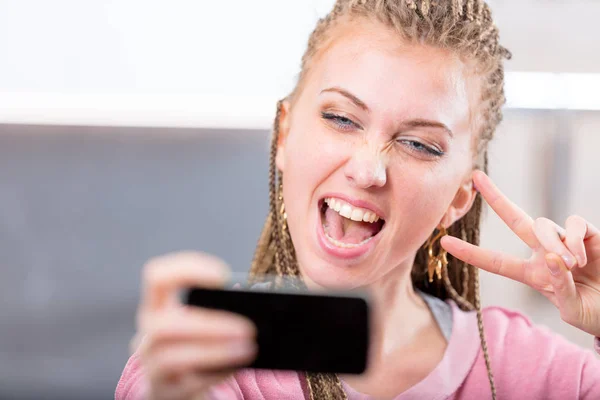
324, 207, 380, 244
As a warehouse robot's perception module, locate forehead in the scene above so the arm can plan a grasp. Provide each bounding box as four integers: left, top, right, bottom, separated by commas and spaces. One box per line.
306, 19, 474, 132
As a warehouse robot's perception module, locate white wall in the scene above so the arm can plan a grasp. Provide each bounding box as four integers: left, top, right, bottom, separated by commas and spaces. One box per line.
0, 0, 334, 97
0, 0, 598, 97
1, 0, 599, 128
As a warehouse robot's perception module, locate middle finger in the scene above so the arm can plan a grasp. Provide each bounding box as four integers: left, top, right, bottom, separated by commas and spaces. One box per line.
533, 217, 577, 269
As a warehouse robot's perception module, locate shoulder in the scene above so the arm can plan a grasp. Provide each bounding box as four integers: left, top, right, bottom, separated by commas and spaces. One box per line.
479, 305, 591, 361
454, 303, 600, 399
115, 352, 148, 400
479, 305, 548, 347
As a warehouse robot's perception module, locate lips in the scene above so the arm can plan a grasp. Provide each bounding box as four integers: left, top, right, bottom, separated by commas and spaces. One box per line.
316, 195, 385, 260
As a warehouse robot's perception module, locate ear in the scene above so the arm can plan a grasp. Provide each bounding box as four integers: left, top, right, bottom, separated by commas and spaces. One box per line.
439, 173, 477, 229
275, 100, 291, 172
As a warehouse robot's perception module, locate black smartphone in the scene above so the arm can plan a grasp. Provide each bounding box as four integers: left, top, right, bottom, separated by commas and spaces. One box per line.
183, 281, 370, 374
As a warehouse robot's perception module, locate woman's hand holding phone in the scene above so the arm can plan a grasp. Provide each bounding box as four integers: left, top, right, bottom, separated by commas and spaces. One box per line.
134, 252, 257, 400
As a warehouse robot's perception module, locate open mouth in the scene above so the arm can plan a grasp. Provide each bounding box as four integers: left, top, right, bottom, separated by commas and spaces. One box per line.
319, 197, 385, 249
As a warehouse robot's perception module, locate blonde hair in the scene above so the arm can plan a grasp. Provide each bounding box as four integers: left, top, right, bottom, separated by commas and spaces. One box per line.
251, 1, 510, 398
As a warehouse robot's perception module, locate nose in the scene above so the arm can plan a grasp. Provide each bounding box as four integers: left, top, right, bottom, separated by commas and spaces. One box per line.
343, 145, 388, 189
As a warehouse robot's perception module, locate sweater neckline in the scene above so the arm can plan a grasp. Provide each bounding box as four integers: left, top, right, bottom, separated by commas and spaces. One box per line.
340, 300, 480, 400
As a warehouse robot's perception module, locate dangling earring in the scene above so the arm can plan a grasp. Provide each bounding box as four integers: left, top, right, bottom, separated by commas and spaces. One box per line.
278, 182, 289, 234
424, 226, 448, 283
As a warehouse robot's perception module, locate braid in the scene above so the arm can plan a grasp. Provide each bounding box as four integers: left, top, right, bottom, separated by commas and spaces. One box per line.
452, 0, 463, 18
251, 1, 510, 399
474, 267, 497, 398
306, 372, 348, 400
475, 0, 484, 22
420, 0, 430, 16
466, 0, 474, 20
269, 101, 285, 276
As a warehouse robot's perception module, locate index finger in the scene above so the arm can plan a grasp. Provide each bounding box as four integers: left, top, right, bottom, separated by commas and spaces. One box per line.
474, 170, 541, 249
142, 252, 230, 311
441, 235, 552, 292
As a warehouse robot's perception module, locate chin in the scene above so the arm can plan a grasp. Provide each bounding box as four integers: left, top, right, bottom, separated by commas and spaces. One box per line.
297, 258, 367, 290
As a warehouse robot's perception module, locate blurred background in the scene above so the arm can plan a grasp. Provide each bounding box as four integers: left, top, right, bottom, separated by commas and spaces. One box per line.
1, 0, 599, 399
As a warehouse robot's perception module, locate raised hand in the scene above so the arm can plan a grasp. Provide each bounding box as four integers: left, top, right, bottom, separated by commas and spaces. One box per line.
441, 171, 600, 338
134, 252, 257, 400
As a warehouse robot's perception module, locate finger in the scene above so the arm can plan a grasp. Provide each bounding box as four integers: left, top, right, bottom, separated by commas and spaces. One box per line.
145, 307, 256, 344
565, 215, 592, 268
147, 340, 257, 380
142, 252, 231, 311
473, 170, 540, 249
545, 253, 581, 326
533, 218, 578, 269
441, 235, 527, 284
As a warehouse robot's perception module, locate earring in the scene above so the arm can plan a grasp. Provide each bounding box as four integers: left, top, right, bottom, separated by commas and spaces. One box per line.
424, 226, 448, 282
278, 182, 288, 230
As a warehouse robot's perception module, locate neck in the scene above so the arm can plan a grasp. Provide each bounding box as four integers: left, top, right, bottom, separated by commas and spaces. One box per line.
363, 261, 432, 362
298, 258, 442, 372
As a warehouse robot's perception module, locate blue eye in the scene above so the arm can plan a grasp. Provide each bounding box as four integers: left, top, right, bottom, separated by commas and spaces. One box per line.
398, 139, 444, 157
321, 112, 360, 131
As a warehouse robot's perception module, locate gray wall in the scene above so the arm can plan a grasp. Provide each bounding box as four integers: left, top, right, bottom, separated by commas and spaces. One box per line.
0, 125, 269, 399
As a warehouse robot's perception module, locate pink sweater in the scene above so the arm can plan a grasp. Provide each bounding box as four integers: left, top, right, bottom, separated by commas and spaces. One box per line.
116, 301, 600, 399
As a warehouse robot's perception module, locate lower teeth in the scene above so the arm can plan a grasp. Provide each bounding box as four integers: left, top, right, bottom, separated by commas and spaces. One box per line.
324, 231, 374, 248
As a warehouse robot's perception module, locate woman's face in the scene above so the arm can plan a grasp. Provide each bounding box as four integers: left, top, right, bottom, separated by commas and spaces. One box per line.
277, 19, 479, 289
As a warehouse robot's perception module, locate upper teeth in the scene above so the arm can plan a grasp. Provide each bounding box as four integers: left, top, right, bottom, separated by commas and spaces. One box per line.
324, 198, 381, 223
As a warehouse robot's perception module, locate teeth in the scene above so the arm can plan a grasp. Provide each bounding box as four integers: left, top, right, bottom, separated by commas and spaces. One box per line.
339, 204, 353, 219
324, 197, 382, 223
350, 209, 364, 221
334, 201, 342, 212
325, 198, 342, 212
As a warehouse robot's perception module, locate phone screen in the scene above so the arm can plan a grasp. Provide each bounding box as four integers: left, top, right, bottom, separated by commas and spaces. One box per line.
184, 285, 370, 374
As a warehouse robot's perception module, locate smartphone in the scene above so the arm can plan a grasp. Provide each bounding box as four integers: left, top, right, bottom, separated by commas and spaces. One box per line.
182, 278, 370, 374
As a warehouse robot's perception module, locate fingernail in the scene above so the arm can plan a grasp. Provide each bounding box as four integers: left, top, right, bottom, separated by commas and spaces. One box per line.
546, 257, 561, 276
562, 254, 577, 269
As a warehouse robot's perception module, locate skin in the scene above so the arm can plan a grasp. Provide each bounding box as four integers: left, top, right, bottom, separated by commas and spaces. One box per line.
134, 17, 600, 400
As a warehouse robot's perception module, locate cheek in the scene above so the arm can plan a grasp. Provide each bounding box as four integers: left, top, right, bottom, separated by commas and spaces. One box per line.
386, 158, 466, 233
283, 121, 350, 190
391, 174, 448, 219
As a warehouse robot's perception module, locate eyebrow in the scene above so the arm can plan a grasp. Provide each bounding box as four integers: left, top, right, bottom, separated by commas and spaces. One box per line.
400, 119, 454, 138
320, 86, 454, 138
320, 87, 370, 112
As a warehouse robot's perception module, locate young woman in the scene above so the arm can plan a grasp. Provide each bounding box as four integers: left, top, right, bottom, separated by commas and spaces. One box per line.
116, 1, 600, 399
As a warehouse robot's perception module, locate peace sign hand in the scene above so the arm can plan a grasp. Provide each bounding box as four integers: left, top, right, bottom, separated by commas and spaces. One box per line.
441, 171, 600, 338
